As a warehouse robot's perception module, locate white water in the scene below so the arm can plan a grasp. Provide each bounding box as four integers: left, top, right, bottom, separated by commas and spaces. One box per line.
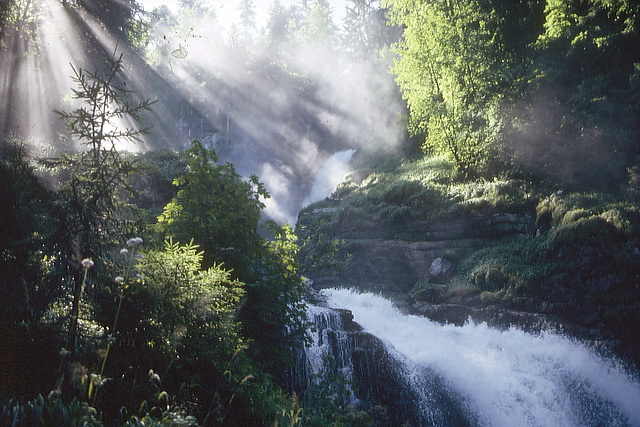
303, 149, 356, 207
323, 288, 640, 427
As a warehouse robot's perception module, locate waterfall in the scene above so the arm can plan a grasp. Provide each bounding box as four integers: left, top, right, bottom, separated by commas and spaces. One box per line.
303, 149, 356, 207
298, 288, 640, 427
292, 305, 355, 392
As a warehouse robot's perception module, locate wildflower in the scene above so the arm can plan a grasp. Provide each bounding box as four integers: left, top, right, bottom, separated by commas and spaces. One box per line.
115, 276, 125, 284
148, 369, 161, 384
47, 390, 62, 401
120, 248, 129, 256
81, 258, 94, 269
136, 273, 144, 280
126, 237, 143, 247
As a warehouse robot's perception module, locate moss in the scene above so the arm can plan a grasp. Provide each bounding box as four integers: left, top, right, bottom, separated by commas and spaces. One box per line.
480, 291, 502, 305
302, 151, 538, 232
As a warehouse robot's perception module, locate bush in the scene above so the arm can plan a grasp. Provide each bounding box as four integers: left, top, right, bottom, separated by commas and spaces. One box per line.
1, 393, 101, 426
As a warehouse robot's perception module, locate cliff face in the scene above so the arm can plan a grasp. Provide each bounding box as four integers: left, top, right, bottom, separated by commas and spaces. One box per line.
299, 209, 536, 291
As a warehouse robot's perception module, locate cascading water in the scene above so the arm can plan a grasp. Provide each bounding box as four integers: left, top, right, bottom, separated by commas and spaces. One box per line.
291, 305, 356, 393
299, 288, 640, 427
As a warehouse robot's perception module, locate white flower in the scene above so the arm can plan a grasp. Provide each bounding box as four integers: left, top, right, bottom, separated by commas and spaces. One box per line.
81, 258, 94, 269
126, 237, 143, 247
120, 248, 129, 256
115, 276, 125, 284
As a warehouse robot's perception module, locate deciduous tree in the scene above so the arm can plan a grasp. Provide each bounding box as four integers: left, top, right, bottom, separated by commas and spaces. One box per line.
157, 139, 269, 279
386, 0, 511, 177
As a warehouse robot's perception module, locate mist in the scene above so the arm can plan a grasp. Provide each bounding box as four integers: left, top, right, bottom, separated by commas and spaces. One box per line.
504, 88, 627, 191
0, 0, 404, 225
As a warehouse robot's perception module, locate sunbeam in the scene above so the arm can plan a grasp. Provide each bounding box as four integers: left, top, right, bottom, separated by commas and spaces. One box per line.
1, 0, 404, 224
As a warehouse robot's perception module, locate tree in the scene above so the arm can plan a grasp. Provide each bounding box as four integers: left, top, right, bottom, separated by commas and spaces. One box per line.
386, 0, 511, 177
76, 0, 142, 42
155, 141, 309, 381
239, 0, 257, 42
51, 49, 154, 351
241, 222, 308, 379
304, 0, 338, 44
0, 140, 62, 399
156, 140, 269, 280
266, 0, 292, 57
508, 0, 640, 190
342, 0, 391, 59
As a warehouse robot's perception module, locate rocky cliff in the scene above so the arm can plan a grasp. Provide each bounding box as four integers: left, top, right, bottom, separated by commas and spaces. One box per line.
298, 207, 536, 291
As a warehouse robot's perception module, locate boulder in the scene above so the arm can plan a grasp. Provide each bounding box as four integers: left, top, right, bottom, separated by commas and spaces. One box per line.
429, 257, 456, 284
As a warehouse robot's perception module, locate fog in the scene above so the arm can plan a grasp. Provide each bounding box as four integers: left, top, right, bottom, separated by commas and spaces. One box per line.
0, 0, 404, 224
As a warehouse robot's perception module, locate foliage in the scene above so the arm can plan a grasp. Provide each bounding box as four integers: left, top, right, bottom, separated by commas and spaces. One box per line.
302, 356, 372, 427
128, 149, 188, 219
135, 239, 245, 339
296, 220, 349, 276
0, 0, 40, 46
385, 0, 639, 188
0, 46, 314, 424
156, 140, 269, 278
74, 0, 144, 42
300, 151, 535, 240
342, 0, 400, 59
241, 221, 309, 378
1, 393, 101, 426
457, 192, 640, 356
506, 0, 640, 190
0, 140, 57, 324
385, 0, 513, 177
88, 238, 249, 422
46, 49, 154, 352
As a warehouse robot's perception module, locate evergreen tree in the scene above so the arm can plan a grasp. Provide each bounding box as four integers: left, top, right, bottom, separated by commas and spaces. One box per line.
51, 49, 154, 351
342, 0, 391, 59
239, 0, 257, 42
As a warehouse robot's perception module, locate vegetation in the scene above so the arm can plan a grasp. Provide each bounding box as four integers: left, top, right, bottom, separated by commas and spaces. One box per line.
2, 0, 640, 423
385, 0, 640, 184
300, 146, 640, 366
0, 50, 309, 426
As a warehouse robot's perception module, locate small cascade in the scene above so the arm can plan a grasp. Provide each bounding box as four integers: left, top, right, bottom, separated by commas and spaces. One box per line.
307, 306, 355, 383
290, 305, 356, 399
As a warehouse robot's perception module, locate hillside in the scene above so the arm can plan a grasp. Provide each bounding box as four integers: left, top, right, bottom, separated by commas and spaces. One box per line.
297, 148, 640, 368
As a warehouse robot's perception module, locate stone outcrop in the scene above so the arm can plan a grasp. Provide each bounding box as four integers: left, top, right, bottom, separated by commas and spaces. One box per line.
429, 257, 456, 283
302, 210, 536, 291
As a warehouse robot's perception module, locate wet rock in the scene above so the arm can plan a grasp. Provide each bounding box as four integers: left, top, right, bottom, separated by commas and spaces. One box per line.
429, 257, 456, 284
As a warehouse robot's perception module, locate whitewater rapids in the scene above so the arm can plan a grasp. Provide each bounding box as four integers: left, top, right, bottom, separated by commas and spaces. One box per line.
322, 288, 640, 427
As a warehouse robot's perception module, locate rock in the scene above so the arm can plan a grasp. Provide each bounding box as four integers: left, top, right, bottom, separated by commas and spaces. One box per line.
429, 257, 456, 284
303, 278, 326, 305
412, 284, 448, 303
299, 209, 535, 292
